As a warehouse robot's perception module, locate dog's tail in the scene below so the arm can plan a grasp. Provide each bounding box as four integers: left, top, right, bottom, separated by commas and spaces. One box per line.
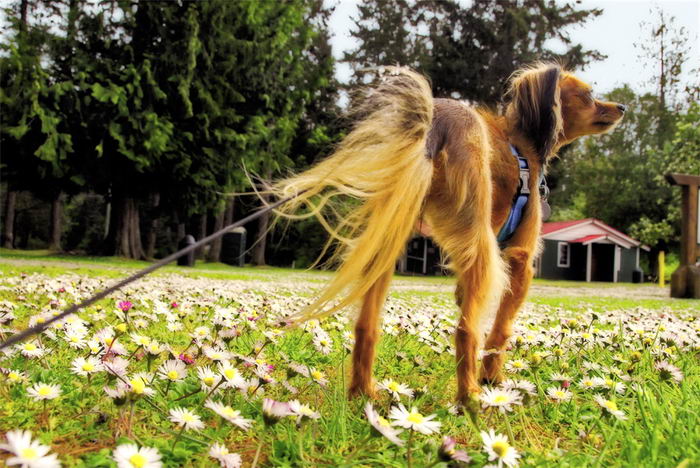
273, 67, 434, 322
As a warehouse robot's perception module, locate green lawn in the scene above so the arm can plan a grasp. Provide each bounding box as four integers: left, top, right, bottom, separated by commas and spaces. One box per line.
0, 254, 698, 467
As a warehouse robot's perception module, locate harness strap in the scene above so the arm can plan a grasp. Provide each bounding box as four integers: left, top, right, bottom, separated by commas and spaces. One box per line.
496, 145, 548, 246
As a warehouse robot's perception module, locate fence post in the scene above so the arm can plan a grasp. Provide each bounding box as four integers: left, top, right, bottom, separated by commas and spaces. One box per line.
658, 251, 665, 288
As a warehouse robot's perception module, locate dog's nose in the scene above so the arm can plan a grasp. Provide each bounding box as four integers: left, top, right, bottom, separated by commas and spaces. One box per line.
617, 103, 626, 113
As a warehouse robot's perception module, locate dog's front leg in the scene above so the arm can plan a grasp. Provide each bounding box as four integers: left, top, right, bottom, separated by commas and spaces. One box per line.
481, 246, 532, 384
348, 268, 393, 399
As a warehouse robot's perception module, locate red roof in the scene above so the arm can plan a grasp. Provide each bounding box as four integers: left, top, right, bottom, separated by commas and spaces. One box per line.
541, 219, 592, 235
571, 234, 604, 243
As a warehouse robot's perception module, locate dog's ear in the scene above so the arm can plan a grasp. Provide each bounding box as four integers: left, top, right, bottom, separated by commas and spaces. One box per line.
507, 64, 563, 160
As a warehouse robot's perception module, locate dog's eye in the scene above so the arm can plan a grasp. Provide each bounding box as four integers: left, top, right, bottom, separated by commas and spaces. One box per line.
579, 92, 594, 105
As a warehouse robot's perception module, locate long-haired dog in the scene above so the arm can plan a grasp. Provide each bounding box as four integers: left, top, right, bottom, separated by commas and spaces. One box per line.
273, 63, 625, 404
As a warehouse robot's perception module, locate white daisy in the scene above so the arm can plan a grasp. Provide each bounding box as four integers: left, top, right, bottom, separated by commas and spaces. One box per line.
481, 429, 520, 467
113, 443, 162, 468
157, 360, 187, 382
364, 403, 404, 446
204, 400, 253, 430
169, 407, 205, 431
480, 387, 522, 412
288, 400, 321, 423
218, 361, 245, 389
546, 386, 573, 402
593, 395, 627, 420
18, 341, 45, 358
388, 404, 441, 435
27, 382, 61, 401
0, 429, 61, 468
70, 356, 104, 377
208, 443, 242, 468
197, 365, 223, 392
377, 379, 414, 400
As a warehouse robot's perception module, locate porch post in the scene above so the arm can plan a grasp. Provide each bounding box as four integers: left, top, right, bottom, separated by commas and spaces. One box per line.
586, 243, 592, 282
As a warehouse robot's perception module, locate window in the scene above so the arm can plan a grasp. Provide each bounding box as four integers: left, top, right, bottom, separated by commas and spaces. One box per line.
557, 242, 570, 268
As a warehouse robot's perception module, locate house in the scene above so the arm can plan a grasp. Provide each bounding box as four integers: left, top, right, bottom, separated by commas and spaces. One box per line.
536, 218, 648, 283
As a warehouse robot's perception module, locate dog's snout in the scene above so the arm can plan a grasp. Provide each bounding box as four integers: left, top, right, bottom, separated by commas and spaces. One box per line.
616, 103, 626, 113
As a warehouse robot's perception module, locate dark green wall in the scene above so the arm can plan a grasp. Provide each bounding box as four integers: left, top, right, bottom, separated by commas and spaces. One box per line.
539, 239, 586, 281
619, 247, 639, 282
539, 240, 642, 283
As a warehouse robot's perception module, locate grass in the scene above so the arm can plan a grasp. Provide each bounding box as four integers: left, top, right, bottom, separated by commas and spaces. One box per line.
0, 255, 698, 467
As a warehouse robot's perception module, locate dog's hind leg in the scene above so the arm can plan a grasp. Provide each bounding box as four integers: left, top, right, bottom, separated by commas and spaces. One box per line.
348, 267, 394, 399
481, 247, 532, 384
427, 198, 506, 404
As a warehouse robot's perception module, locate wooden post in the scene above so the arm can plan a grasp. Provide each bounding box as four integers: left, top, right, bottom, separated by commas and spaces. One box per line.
658, 251, 665, 288
666, 173, 700, 298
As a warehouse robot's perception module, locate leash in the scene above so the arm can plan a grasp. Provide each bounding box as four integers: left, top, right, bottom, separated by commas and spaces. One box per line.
0, 190, 307, 351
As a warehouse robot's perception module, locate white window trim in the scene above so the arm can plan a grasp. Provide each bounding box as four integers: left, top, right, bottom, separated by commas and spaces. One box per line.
557, 242, 570, 268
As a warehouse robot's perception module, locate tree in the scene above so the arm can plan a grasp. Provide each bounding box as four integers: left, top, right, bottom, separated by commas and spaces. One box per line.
344, 0, 604, 103
548, 8, 698, 270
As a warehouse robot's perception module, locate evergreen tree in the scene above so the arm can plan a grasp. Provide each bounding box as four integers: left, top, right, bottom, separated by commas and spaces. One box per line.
344, 0, 604, 103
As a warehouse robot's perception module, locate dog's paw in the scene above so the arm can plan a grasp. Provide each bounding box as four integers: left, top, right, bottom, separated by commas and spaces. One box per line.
348, 383, 377, 400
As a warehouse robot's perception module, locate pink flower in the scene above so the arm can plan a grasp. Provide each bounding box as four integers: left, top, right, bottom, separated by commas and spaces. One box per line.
171, 302, 179, 308
179, 353, 195, 365
118, 301, 133, 312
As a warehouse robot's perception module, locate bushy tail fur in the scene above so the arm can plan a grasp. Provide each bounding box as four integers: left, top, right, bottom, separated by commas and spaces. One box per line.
273, 67, 434, 321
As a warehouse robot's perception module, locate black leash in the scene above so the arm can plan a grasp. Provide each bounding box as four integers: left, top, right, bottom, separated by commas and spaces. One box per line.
0, 191, 306, 351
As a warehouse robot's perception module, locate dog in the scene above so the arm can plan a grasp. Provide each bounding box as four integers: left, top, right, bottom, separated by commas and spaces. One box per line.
273, 63, 625, 404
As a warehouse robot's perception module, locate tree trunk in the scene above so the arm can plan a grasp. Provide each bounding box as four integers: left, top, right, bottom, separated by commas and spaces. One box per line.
224, 198, 235, 225
251, 193, 270, 266
2, 191, 17, 249
113, 197, 145, 259
206, 206, 225, 263
48, 192, 64, 251
195, 213, 207, 259
145, 193, 160, 260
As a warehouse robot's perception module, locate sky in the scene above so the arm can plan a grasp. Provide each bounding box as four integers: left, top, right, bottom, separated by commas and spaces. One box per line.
328, 0, 700, 96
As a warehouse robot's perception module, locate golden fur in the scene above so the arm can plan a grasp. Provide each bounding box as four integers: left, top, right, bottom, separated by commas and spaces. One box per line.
272, 64, 625, 404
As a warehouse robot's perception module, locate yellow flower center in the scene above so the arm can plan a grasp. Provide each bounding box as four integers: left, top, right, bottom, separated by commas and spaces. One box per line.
24, 343, 37, 351
224, 369, 236, 379
21, 447, 38, 459
222, 407, 236, 417
494, 395, 508, 404
129, 453, 146, 468
378, 416, 391, 427
9, 372, 19, 381
311, 371, 323, 380
37, 317, 45, 324
387, 381, 400, 392
71, 336, 80, 342
116, 323, 127, 333
167, 370, 179, 380
604, 400, 618, 411
38, 386, 51, 396
183, 413, 194, 422
82, 362, 95, 372
555, 391, 566, 398
203, 376, 215, 386
130, 378, 146, 394
406, 411, 424, 424
211, 353, 222, 359
513, 361, 524, 368
492, 440, 510, 457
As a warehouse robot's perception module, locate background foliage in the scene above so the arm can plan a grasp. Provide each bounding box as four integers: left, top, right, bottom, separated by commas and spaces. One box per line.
1, 0, 697, 271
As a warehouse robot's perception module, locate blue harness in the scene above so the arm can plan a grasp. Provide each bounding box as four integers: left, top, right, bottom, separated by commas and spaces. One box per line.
496, 145, 548, 246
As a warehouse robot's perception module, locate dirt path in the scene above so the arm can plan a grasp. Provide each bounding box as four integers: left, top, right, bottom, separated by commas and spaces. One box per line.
0, 257, 671, 299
